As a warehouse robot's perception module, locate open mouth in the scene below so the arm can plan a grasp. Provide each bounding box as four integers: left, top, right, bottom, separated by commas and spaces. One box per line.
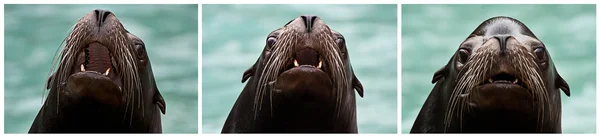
468, 72, 537, 114
79, 42, 116, 77
293, 60, 322, 69
290, 48, 323, 69
481, 72, 527, 89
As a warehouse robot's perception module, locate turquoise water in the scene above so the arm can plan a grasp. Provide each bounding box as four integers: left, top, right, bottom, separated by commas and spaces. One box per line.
4, 4, 198, 133
202, 4, 397, 133
401, 4, 596, 133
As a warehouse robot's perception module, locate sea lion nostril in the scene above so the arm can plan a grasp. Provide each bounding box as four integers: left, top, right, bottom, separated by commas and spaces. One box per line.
300, 15, 318, 33
94, 9, 100, 21
493, 35, 511, 56
93, 9, 112, 27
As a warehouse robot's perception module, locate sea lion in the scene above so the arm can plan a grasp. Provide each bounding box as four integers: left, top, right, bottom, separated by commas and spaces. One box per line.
29, 9, 166, 133
221, 15, 364, 133
410, 16, 570, 133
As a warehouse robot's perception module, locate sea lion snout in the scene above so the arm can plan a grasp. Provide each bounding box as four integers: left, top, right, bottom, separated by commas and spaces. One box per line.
93, 9, 113, 27
480, 35, 521, 55
300, 15, 318, 32
492, 35, 512, 55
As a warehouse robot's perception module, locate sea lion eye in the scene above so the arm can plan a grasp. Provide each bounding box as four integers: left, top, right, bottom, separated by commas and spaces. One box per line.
458, 48, 470, 64
266, 36, 277, 49
336, 37, 347, 56
534, 47, 546, 60
534, 47, 547, 67
336, 38, 345, 49
134, 42, 147, 61
261, 36, 276, 64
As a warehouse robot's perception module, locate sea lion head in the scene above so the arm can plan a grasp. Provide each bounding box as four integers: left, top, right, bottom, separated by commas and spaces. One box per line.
431, 16, 570, 132
47, 9, 166, 123
240, 15, 363, 132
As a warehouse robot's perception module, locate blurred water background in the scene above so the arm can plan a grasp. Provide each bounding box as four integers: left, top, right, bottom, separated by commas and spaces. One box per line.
401, 4, 596, 133
4, 4, 198, 133
202, 4, 397, 133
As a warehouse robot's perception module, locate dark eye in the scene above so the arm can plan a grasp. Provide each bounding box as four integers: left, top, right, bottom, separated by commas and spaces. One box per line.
134, 42, 146, 60
266, 36, 277, 48
458, 48, 470, 64
336, 38, 345, 48
337, 38, 346, 48
534, 47, 546, 62
336, 38, 347, 56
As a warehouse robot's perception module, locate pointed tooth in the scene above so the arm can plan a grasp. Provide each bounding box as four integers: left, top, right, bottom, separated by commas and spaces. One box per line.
294, 60, 299, 67
468, 102, 477, 107
80, 64, 86, 72
514, 79, 518, 84
104, 68, 110, 76
317, 61, 322, 69
488, 78, 493, 83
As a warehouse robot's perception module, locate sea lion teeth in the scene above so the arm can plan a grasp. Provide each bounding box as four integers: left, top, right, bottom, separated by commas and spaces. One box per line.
104, 68, 110, 76
80, 64, 86, 72
317, 61, 322, 69
488, 78, 493, 83
294, 60, 299, 67
468, 102, 477, 107
514, 79, 518, 84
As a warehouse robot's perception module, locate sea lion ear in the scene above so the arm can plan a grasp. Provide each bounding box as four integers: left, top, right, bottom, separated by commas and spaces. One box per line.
556, 75, 570, 97
432, 66, 447, 84
241, 65, 255, 83
352, 73, 364, 98
154, 91, 166, 114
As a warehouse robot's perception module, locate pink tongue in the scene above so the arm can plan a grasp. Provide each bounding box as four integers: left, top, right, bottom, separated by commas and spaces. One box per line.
87, 43, 111, 73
